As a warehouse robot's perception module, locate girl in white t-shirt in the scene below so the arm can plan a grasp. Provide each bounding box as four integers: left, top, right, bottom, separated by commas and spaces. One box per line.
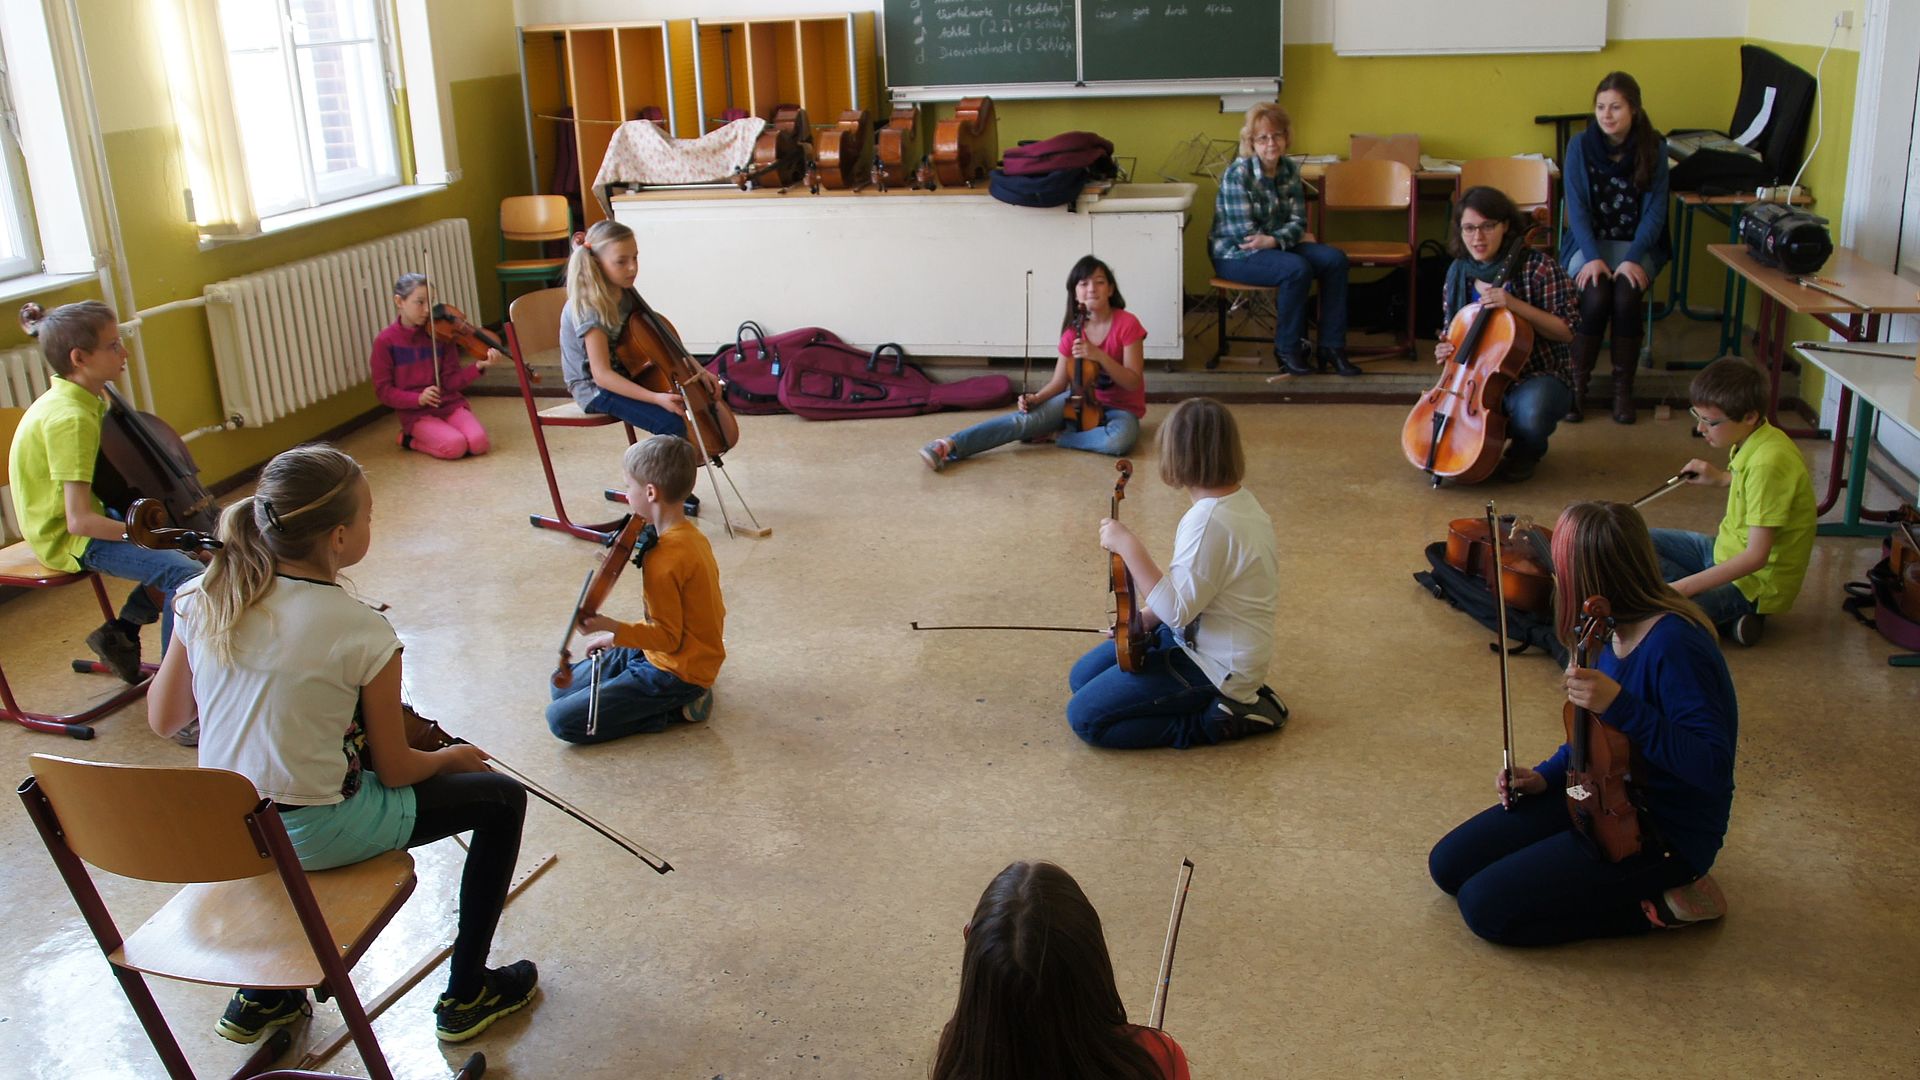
149, 445, 538, 1045
1069, 397, 1287, 749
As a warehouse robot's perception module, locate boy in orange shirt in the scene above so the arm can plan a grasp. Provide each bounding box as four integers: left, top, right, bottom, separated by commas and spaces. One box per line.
547, 436, 724, 743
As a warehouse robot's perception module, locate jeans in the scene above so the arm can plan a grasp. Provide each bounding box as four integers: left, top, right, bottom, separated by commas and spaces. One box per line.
1066, 624, 1221, 750
77, 536, 204, 651
547, 646, 707, 744
1211, 242, 1350, 354
1501, 374, 1572, 462
405, 406, 490, 459
943, 395, 1139, 461
1428, 793, 1699, 946
1649, 528, 1756, 628
587, 388, 687, 439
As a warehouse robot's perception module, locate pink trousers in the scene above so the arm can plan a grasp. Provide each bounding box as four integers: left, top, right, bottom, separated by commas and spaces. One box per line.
406, 406, 490, 459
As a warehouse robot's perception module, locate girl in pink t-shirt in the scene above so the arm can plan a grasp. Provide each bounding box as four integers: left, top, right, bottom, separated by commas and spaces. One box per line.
921, 256, 1147, 471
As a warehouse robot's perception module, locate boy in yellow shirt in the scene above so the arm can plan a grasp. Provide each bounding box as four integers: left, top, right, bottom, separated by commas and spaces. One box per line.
547, 435, 724, 743
1652, 357, 1815, 646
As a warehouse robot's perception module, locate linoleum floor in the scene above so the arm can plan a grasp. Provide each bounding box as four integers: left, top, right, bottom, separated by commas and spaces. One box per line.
1, 397, 1914, 1079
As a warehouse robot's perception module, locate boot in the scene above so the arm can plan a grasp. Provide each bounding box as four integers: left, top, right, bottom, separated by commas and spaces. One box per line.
1565, 333, 1600, 422
1610, 332, 1641, 424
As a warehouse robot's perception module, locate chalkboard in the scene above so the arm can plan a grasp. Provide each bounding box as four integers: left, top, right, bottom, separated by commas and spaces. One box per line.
883, 0, 1282, 97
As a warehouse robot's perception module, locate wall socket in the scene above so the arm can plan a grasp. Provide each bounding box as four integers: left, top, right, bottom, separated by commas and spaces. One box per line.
1836, 10, 1853, 29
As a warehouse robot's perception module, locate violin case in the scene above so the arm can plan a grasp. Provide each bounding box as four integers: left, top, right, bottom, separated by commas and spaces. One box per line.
1841, 540, 1920, 665
1414, 542, 1569, 665
706, 323, 1016, 421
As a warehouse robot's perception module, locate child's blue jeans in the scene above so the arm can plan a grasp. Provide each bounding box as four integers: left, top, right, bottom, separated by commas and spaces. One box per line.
943, 395, 1139, 461
77, 536, 203, 651
1066, 624, 1221, 750
1648, 527, 1757, 629
547, 646, 706, 744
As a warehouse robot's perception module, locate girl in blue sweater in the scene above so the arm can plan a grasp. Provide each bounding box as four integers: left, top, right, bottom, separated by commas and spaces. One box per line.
1429, 500, 1737, 946
1560, 72, 1669, 424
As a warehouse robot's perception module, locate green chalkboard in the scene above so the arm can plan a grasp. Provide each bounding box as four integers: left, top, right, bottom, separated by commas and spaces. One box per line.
882, 0, 1283, 93
1081, 1, 1281, 83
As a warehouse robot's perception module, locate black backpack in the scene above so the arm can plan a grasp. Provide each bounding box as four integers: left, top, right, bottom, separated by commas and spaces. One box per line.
988, 166, 1094, 211
1414, 542, 1569, 665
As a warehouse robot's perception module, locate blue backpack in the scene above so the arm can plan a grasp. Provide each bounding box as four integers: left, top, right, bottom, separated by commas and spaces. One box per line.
988, 166, 1093, 211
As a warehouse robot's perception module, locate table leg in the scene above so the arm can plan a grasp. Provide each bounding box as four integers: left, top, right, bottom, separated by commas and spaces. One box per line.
1818, 394, 1893, 538
1815, 385, 1854, 516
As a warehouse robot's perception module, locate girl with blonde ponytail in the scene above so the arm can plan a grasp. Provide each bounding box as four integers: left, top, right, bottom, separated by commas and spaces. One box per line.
149, 445, 540, 1045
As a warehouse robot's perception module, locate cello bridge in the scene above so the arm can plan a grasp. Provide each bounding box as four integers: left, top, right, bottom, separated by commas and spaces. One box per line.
1565, 783, 1592, 802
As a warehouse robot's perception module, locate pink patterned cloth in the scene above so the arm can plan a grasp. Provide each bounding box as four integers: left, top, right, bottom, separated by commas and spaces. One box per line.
592, 118, 768, 213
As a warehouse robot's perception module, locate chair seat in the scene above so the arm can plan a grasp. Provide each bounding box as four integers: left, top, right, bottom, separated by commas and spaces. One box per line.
1329, 241, 1413, 262
497, 258, 568, 274
1208, 277, 1277, 294
538, 400, 623, 423
0, 541, 82, 587
113, 849, 415, 989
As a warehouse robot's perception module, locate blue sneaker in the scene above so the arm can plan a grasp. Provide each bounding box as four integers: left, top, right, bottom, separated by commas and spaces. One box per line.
684, 689, 714, 723
215, 988, 309, 1044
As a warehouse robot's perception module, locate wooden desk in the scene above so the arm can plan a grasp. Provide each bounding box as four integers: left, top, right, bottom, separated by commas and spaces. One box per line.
1706, 243, 1920, 438
1790, 340, 1919, 539
1662, 190, 1813, 353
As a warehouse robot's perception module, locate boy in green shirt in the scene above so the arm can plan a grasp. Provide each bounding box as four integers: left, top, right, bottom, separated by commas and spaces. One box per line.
7, 301, 204, 741
1650, 356, 1816, 645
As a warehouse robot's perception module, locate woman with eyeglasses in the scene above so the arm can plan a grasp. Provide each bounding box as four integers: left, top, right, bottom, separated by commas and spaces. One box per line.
1432, 186, 1579, 483
1208, 102, 1358, 377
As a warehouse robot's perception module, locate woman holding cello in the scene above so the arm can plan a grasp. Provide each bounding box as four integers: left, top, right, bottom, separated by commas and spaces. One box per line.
1428, 501, 1737, 946
1428, 187, 1579, 484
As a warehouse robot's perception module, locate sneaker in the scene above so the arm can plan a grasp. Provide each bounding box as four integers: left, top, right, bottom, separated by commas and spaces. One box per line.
170, 718, 201, 748
683, 688, 714, 723
85, 621, 142, 684
918, 439, 951, 472
1206, 690, 1289, 742
434, 960, 538, 1043
215, 988, 310, 1044
683, 493, 701, 518
1729, 612, 1766, 647
1643, 874, 1728, 929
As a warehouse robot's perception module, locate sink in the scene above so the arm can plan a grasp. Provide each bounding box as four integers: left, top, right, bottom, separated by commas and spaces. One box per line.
1084, 182, 1197, 213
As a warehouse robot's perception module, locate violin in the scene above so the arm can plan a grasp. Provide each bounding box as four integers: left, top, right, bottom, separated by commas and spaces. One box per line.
552, 514, 656, 691
1564, 596, 1645, 861
814, 110, 872, 191
95, 383, 222, 537
872, 106, 922, 192
932, 96, 997, 188
1109, 460, 1147, 673
613, 289, 741, 466
430, 303, 507, 362
1401, 210, 1551, 487
125, 498, 222, 554
1061, 305, 1102, 433
1445, 513, 1554, 614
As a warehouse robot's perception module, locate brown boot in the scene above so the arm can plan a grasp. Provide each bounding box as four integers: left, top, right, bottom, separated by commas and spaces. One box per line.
1610, 332, 1641, 424
1566, 333, 1599, 422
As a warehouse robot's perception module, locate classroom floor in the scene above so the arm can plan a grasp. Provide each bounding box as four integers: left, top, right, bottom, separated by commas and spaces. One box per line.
2, 394, 1915, 1079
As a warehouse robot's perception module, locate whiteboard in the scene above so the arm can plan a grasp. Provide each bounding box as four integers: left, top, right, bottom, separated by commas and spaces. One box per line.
1333, 0, 1606, 56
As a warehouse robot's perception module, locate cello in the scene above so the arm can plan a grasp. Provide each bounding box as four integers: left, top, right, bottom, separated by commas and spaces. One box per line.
1445, 513, 1555, 614
1061, 304, 1102, 433
94, 384, 223, 537
872, 106, 923, 191
735, 104, 810, 190
1564, 596, 1645, 861
1109, 460, 1148, 673
1400, 211, 1549, 488
932, 96, 997, 188
814, 109, 873, 191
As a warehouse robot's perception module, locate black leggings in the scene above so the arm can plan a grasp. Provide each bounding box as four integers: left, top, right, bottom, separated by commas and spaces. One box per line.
1576, 272, 1646, 339
407, 771, 528, 1000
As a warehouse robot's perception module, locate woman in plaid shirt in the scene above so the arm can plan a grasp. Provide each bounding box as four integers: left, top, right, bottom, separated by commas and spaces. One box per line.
1434, 186, 1579, 483
1208, 104, 1358, 377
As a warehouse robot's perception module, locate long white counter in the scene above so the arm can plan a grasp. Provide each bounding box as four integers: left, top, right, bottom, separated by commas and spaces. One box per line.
610, 184, 1192, 361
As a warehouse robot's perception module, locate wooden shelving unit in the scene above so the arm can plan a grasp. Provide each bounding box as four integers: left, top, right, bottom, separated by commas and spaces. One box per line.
689, 14, 877, 136
517, 21, 677, 226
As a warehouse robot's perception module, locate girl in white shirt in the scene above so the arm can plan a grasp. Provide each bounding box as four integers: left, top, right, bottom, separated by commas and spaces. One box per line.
1071, 397, 1287, 749
149, 445, 537, 1045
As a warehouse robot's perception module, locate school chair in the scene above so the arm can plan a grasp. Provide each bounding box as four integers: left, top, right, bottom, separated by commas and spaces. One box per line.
1201, 278, 1281, 370
507, 287, 638, 542
18, 753, 482, 1080
1456, 157, 1553, 214
0, 407, 156, 739
1319, 159, 1419, 360
496, 195, 572, 317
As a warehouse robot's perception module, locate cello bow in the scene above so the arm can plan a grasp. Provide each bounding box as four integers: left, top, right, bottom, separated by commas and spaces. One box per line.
1148, 857, 1195, 1030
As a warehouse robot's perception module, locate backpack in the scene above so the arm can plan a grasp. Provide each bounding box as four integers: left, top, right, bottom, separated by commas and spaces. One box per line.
1841, 532, 1920, 666
989, 132, 1117, 211
776, 332, 1016, 420
1414, 542, 1569, 665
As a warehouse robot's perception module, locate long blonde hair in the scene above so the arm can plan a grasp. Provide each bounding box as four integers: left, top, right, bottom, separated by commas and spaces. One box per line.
566, 219, 634, 331
192, 445, 364, 663
1551, 501, 1714, 644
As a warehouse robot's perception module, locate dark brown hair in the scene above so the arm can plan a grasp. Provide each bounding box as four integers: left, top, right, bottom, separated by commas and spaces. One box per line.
1594, 71, 1662, 192
1158, 396, 1245, 489
1550, 501, 1714, 644
1062, 255, 1126, 331
19, 301, 118, 377
1447, 187, 1527, 260
1687, 356, 1766, 422
931, 861, 1165, 1080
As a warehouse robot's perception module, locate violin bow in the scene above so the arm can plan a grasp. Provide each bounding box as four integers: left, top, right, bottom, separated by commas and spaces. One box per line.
908, 621, 1102, 634
1148, 857, 1195, 1030
420, 243, 444, 391
1630, 471, 1698, 510
1021, 268, 1033, 396
1487, 501, 1520, 811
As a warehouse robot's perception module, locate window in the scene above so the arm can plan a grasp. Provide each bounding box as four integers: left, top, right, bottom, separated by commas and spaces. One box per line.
217, 0, 400, 219
0, 33, 45, 282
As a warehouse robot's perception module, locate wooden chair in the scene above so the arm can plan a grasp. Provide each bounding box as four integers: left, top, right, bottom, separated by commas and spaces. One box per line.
496, 195, 572, 317
1456, 157, 1554, 214
506, 287, 638, 542
1320, 159, 1418, 360
18, 754, 481, 1080
1203, 278, 1281, 370
0, 406, 156, 739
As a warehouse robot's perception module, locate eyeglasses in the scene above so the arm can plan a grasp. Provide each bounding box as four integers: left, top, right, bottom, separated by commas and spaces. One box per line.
1688, 407, 1729, 428
1459, 222, 1505, 236
1250, 133, 1285, 146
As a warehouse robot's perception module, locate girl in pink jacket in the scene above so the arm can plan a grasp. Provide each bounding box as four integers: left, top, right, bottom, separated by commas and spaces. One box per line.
369, 273, 500, 459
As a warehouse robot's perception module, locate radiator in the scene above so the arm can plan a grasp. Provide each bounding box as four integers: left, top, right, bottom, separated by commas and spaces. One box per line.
206, 218, 479, 428
1, 343, 51, 544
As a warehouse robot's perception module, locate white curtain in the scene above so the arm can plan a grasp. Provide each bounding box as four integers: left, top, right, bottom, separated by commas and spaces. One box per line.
155, 0, 257, 240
